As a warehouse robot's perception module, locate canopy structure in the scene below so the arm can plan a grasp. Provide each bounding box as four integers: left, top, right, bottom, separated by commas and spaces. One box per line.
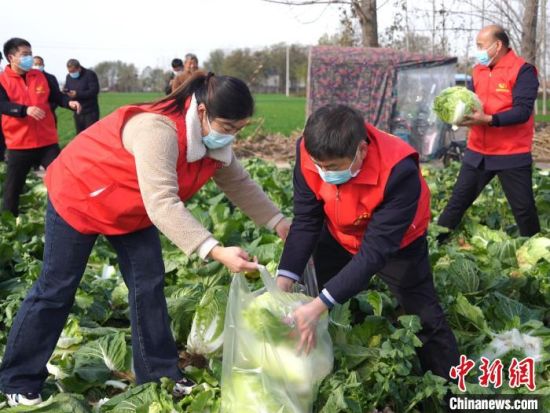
307, 46, 458, 160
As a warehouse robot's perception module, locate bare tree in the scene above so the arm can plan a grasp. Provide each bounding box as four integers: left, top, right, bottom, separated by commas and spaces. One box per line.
353, 0, 379, 46
261, 0, 379, 46
458, 0, 524, 50
521, 0, 539, 64
446, 1, 540, 63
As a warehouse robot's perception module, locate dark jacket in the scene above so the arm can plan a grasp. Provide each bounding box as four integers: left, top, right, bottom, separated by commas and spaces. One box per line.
278, 139, 422, 305
164, 72, 175, 95
44, 71, 60, 115
64, 67, 99, 115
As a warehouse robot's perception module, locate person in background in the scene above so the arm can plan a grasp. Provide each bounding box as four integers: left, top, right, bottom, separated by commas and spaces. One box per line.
171, 53, 199, 92
64, 58, 100, 133
165, 58, 184, 95
437, 25, 540, 240
0, 71, 290, 407
276, 104, 459, 384
33, 56, 60, 125
0, 38, 81, 216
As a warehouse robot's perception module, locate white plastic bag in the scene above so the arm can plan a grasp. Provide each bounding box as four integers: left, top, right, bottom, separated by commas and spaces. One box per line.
221, 266, 333, 413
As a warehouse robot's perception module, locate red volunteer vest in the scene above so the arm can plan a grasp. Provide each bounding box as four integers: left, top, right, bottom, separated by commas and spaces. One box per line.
468, 50, 535, 155
300, 123, 431, 254
45, 99, 221, 234
0, 66, 58, 149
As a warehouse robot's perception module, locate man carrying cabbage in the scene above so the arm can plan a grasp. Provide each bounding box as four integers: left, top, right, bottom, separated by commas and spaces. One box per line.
437, 25, 540, 239
276, 103, 460, 382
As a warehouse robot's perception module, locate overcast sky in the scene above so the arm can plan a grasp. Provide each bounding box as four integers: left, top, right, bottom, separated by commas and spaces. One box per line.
0, 0, 385, 81
0, 0, 494, 83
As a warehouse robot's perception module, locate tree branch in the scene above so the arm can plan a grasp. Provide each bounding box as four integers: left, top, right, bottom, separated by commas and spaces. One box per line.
261, 0, 351, 5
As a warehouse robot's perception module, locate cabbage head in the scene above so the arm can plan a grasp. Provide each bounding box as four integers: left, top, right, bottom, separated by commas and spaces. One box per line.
433, 86, 482, 125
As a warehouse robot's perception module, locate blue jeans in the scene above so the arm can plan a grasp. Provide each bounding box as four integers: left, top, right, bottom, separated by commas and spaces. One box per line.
0, 199, 182, 394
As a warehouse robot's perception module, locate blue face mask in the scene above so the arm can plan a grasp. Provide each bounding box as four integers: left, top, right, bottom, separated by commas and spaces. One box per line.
33, 65, 44, 72
18, 55, 34, 72
314, 150, 361, 185
475, 43, 496, 66
69, 71, 80, 79
202, 116, 235, 149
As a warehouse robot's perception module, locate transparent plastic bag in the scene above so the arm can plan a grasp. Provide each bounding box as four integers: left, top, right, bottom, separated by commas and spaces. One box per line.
221, 266, 333, 413
301, 257, 319, 297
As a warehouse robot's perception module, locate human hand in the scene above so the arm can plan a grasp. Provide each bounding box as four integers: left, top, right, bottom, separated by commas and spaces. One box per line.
69, 100, 81, 114
276, 276, 295, 292
26, 106, 46, 121
209, 246, 258, 273
459, 109, 492, 127
292, 298, 328, 355
275, 217, 291, 240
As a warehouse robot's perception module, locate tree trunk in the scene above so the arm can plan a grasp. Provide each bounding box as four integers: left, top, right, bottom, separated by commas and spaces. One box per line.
521, 0, 539, 64
353, 0, 379, 47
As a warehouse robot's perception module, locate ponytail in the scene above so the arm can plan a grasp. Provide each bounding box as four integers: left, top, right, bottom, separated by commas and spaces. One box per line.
152, 71, 254, 120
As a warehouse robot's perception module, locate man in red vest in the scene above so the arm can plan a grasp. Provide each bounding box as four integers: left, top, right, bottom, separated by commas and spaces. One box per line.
276, 104, 459, 383
438, 25, 540, 239
0, 38, 81, 216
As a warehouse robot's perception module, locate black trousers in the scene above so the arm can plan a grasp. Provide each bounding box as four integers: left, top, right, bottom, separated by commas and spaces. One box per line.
74, 111, 99, 134
313, 227, 460, 381
2, 144, 60, 216
438, 162, 540, 236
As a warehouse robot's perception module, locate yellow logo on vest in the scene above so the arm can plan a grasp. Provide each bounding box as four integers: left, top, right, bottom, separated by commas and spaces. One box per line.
35, 85, 46, 94
353, 212, 371, 226
496, 83, 510, 93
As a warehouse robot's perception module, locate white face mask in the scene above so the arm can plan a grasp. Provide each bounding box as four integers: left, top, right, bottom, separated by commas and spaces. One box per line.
313, 148, 361, 185
474, 42, 497, 66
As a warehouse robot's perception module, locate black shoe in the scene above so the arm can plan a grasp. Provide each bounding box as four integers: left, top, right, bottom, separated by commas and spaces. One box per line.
436, 231, 452, 245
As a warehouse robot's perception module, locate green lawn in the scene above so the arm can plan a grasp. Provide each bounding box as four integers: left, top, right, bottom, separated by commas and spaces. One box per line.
242, 94, 306, 137
57, 92, 547, 147
56, 93, 306, 146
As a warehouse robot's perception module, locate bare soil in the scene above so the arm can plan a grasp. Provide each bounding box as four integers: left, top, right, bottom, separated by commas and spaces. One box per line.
234, 125, 550, 168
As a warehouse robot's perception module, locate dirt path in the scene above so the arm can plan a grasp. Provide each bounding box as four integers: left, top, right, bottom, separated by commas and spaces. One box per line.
234, 125, 550, 169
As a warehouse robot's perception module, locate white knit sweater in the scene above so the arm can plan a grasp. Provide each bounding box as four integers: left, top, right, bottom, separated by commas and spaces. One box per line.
121, 103, 283, 259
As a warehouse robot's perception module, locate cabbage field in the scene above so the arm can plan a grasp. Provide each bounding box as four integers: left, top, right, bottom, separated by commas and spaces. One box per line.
0, 160, 549, 412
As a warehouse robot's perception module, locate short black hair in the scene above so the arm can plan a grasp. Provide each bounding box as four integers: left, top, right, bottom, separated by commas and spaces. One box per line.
303, 104, 366, 161
3, 38, 31, 62
34, 55, 44, 63
67, 58, 80, 68
185, 53, 198, 63
171, 58, 183, 69
493, 27, 510, 48
0, 51, 2, 61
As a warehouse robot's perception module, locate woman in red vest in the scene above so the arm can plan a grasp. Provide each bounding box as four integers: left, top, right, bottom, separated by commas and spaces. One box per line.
0, 71, 290, 407
276, 104, 459, 385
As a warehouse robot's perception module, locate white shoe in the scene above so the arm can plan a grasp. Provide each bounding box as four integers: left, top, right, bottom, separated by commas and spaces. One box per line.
6, 393, 43, 406
173, 376, 196, 397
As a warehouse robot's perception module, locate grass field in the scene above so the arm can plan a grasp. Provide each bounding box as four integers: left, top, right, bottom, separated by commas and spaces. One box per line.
56, 93, 307, 146
56, 92, 550, 146
536, 99, 550, 122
